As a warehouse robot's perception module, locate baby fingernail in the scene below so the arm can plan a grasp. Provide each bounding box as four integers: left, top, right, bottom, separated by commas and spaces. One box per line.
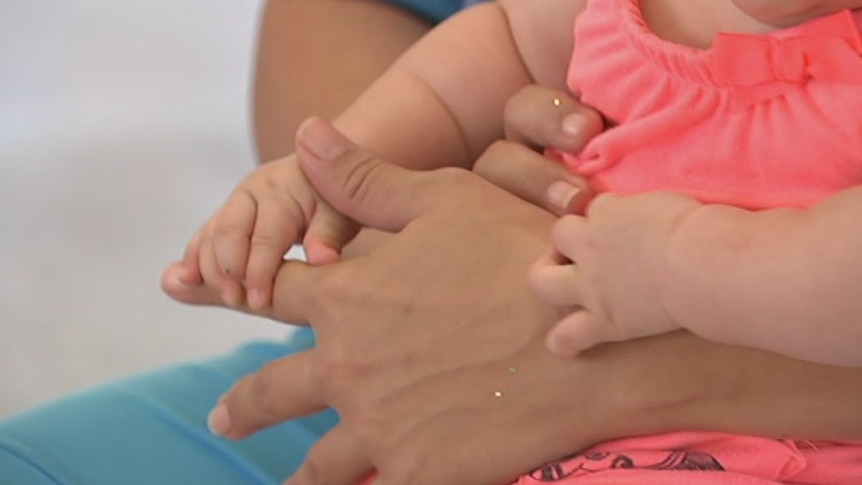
207, 403, 232, 436
548, 181, 580, 211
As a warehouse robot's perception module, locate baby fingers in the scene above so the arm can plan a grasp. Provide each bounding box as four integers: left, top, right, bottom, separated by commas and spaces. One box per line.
545, 311, 618, 357
213, 189, 256, 281
527, 248, 582, 306
549, 214, 587, 262
243, 194, 305, 309
201, 222, 245, 307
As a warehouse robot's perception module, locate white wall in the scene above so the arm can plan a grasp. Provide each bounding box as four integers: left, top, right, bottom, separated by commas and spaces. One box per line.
0, 0, 293, 418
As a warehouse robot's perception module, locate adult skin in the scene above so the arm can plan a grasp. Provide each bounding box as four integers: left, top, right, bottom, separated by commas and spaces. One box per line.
162, 116, 862, 485
252, 0, 445, 257
253, 0, 433, 161
167, 5, 862, 483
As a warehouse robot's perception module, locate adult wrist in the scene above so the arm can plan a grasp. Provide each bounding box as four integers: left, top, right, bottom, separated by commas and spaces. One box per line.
562, 332, 722, 443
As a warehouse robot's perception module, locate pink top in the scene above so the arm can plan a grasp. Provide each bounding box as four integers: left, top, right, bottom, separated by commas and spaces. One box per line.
560, 0, 862, 209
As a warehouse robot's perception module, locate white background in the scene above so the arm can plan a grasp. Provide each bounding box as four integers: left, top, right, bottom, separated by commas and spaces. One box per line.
0, 0, 293, 418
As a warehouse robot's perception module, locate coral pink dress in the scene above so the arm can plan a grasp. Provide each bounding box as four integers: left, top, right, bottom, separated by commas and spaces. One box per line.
559, 0, 862, 210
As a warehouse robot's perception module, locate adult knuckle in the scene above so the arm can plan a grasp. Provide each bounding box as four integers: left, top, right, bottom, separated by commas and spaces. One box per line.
317, 347, 369, 398
340, 151, 386, 203
318, 354, 354, 391
244, 369, 280, 420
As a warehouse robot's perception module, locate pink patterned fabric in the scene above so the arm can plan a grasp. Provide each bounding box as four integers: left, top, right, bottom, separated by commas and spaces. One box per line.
515, 432, 862, 484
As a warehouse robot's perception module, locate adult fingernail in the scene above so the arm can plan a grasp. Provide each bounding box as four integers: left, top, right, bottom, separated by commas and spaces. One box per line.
299, 117, 349, 162
561, 113, 587, 138
207, 403, 231, 436
547, 181, 581, 212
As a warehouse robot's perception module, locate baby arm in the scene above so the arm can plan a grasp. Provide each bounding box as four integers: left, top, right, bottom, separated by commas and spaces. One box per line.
169, 0, 587, 308
330, 0, 583, 169
732, 0, 862, 26
661, 185, 862, 367
529, 191, 698, 357
533, 186, 862, 366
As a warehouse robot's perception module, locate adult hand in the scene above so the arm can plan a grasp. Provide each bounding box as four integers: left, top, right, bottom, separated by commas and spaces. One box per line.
473, 84, 603, 216
208, 118, 613, 485
174, 119, 862, 484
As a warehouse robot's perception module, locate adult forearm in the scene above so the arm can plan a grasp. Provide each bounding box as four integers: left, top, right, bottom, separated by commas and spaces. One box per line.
253, 0, 432, 163
663, 186, 862, 366
598, 331, 862, 443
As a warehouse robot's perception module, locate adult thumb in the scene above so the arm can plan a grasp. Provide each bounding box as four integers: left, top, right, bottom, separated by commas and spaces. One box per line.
295, 117, 430, 233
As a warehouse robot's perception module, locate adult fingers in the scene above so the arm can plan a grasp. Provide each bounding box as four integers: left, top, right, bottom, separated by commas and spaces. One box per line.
472, 140, 593, 216
294, 117, 440, 232
209, 349, 325, 439
286, 426, 374, 485
163, 258, 322, 325
503, 84, 603, 154
266, 258, 335, 325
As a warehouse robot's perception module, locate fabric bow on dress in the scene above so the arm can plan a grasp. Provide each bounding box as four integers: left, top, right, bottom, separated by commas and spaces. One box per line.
711, 10, 862, 106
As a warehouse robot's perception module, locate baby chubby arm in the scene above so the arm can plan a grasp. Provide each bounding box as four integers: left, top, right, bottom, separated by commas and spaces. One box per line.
662, 184, 862, 367
331, 0, 586, 172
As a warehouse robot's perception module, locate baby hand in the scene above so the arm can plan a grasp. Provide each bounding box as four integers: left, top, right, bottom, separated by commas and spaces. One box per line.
529, 190, 701, 357
169, 154, 356, 310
